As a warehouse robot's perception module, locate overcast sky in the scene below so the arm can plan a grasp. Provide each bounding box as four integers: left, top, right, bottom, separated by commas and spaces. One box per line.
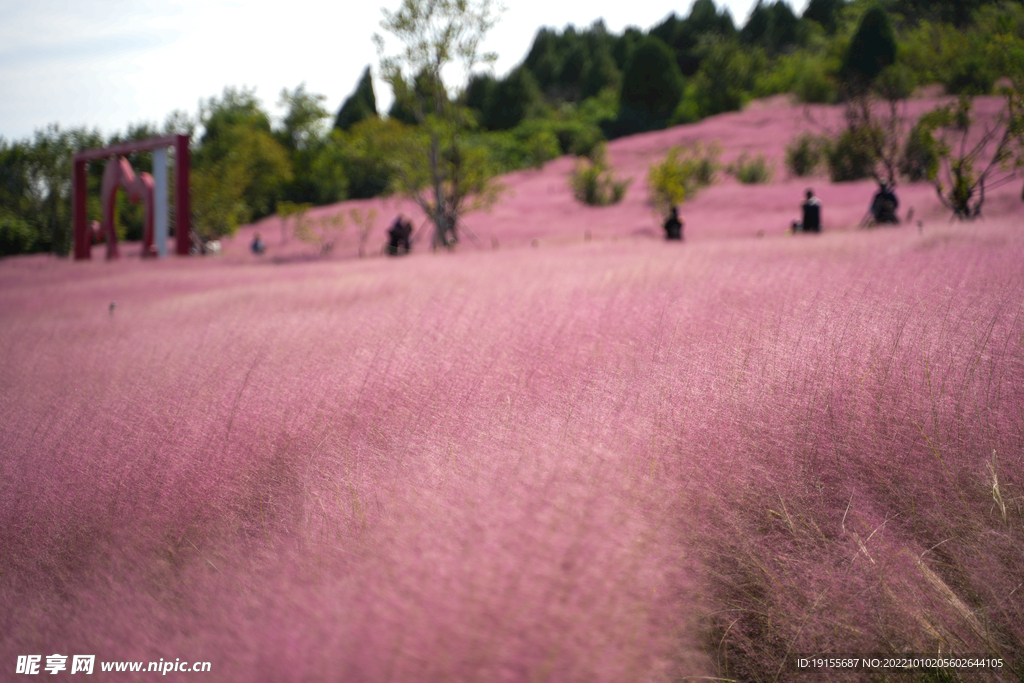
0, 0, 812, 142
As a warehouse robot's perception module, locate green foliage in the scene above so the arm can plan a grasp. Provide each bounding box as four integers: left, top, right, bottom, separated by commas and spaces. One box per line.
192, 91, 293, 239
375, 0, 506, 249
841, 4, 898, 92
278, 83, 329, 151
755, 51, 839, 103
332, 117, 406, 199
335, 66, 378, 132
278, 83, 346, 206
785, 132, 827, 176
617, 36, 685, 133
803, 0, 846, 34
646, 142, 720, 215
825, 126, 881, 181
741, 0, 803, 55
193, 87, 292, 230
728, 153, 775, 183
484, 66, 544, 130
899, 120, 939, 181
944, 54, 997, 95
650, 1, 737, 77
479, 123, 561, 172
915, 92, 1024, 219
280, 200, 346, 254
686, 40, 766, 119
0, 213, 40, 256
570, 144, 631, 206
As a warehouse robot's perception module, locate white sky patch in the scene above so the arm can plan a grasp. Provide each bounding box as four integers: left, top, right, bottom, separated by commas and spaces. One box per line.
1, 0, 810, 141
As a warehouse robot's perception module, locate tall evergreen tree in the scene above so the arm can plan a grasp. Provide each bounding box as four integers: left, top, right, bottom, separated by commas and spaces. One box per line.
803, 0, 845, 34
616, 36, 685, 134
334, 66, 378, 132
841, 5, 898, 92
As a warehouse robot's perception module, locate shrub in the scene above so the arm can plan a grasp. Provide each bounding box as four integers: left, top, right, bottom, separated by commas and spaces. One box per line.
916, 94, 1024, 219
785, 133, 826, 177
943, 55, 997, 96
483, 125, 561, 172
825, 127, 880, 182
0, 214, 40, 257
728, 153, 774, 184
548, 119, 604, 157
794, 63, 838, 104
569, 144, 631, 206
646, 142, 721, 215
899, 121, 939, 182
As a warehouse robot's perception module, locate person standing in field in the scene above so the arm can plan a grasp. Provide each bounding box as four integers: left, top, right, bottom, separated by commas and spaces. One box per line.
663, 206, 684, 241
801, 188, 822, 233
250, 232, 266, 255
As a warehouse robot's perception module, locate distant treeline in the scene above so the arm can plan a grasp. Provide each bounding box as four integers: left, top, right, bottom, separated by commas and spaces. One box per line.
2, 0, 1023, 256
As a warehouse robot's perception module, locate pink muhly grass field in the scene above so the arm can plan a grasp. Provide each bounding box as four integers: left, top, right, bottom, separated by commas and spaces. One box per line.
2, 97, 1023, 681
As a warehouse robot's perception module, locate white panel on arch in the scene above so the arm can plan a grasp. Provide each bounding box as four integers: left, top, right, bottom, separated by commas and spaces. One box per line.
153, 148, 168, 258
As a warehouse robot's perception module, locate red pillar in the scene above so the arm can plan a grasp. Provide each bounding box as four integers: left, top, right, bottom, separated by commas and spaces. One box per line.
174, 135, 191, 256
72, 159, 90, 260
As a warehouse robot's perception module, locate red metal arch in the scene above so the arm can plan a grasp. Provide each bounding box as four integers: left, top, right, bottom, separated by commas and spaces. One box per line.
73, 134, 190, 260
100, 157, 155, 260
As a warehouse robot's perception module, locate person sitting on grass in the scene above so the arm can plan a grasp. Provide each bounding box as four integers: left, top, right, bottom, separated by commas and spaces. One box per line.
250, 232, 266, 255
663, 206, 684, 241
386, 215, 413, 256
799, 188, 822, 233
870, 183, 900, 225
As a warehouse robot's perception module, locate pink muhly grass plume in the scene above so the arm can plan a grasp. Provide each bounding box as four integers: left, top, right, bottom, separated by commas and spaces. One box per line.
1, 95, 1022, 681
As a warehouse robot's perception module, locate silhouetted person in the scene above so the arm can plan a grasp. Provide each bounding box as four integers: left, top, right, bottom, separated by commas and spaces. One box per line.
801, 188, 822, 233
663, 206, 684, 241
387, 215, 413, 256
250, 232, 265, 255
871, 183, 900, 225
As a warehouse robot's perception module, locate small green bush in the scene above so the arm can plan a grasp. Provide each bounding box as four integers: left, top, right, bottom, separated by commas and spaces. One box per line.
825, 127, 879, 182
570, 144, 631, 206
899, 122, 939, 182
785, 133, 826, 177
646, 141, 721, 215
728, 153, 774, 184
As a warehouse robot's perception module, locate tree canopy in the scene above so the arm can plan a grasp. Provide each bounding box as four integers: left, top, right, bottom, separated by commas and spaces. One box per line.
335, 66, 379, 132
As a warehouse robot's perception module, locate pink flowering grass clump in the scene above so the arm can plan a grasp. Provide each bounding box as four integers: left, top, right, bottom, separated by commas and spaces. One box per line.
2, 96, 1024, 681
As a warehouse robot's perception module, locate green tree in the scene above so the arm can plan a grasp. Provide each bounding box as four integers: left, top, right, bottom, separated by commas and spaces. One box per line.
617, 36, 685, 134
841, 4, 897, 93
569, 143, 631, 206
335, 66, 379, 132
278, 83, 329, 152
646, 142, 720, 216
803, 0, 846, 34
916, 92, 1024, 219
192, 87, 292, 237
741, 1, 802, 55
485, 66, 543, 130
278, 84, 346, 206
374, 0, 507, 250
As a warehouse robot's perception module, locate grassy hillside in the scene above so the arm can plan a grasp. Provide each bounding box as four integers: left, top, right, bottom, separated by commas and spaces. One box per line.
2, 99, 1023, 681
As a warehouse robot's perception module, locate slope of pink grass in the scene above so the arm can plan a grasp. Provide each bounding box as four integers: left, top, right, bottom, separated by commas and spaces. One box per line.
2, 96, 1023, 681
195, 93, 1015, 262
